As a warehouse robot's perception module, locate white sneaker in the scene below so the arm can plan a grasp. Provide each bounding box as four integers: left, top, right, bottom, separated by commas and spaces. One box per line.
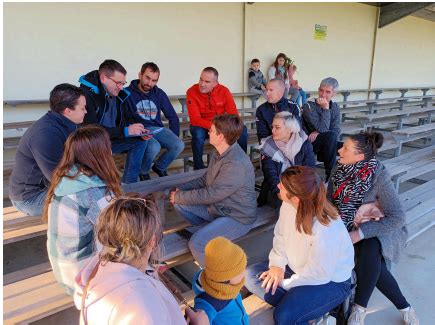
400, 306, 419, 325
347, 305, 366, 325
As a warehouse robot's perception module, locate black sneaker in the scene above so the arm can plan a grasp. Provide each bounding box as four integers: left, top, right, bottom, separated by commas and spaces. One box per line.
152, 165, 168, 177
139, 174, 151, 181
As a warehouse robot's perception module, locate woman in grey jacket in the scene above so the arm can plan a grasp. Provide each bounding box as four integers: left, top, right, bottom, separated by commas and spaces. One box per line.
327, 131, 419, 325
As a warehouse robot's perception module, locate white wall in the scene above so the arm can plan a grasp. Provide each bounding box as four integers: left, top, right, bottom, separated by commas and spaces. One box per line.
244, 2, 377, 91
371, 15, 435, 88
3, 2, 435, 116
3, 2, 244, 100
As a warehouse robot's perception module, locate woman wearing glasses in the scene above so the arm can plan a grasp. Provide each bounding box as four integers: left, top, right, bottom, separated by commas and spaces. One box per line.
44, 125, 122, 295
74, 196, 208, 325
257, 111, 315, 208
245, 166, 354, 324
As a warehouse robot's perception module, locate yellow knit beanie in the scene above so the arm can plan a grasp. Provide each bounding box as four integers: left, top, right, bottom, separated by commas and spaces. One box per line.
200, 237, 247, 300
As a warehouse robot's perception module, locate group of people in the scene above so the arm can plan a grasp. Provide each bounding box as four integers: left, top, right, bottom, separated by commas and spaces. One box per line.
8, 56, 419, 324
248, 53, 307, 106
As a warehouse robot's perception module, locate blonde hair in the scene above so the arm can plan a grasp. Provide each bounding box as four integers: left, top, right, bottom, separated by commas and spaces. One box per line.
273, 111, 301, 134
96, 195, 163, 269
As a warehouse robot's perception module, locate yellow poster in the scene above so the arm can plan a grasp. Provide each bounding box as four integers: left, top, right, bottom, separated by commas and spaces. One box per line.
314, 24, 327, 41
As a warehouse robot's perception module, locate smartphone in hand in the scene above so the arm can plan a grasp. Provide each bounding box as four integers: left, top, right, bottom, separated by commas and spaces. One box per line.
141, 127, 164, 136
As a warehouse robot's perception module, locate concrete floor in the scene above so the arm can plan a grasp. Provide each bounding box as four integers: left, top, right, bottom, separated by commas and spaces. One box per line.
246, 226, 435, 325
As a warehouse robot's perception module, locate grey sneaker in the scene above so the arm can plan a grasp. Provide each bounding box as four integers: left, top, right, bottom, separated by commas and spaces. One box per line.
347, 305, 366, 325
400, 307, 419, 325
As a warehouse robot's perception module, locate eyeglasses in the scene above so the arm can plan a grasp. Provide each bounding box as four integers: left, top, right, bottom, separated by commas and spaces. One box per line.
107, 76, 127, 87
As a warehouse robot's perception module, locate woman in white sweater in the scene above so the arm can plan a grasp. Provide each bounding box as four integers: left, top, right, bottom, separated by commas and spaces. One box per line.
245, 166, 354, 324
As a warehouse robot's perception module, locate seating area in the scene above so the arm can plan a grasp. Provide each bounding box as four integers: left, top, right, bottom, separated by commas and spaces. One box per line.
3, 86, 435, 324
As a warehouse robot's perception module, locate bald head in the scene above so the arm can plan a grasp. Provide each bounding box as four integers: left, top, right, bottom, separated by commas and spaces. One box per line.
266, 79, 285, 104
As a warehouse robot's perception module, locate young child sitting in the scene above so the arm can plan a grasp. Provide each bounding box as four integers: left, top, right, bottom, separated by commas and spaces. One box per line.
248, 58, 267, 99
192, 237, 249, 325
288, 64, 307, 106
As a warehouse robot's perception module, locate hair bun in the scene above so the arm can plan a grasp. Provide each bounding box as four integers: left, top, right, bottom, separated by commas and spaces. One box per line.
365, 131, 384, 149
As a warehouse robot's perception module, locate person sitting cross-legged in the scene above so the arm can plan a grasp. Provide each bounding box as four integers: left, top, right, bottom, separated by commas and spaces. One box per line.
170, 114, 256, 267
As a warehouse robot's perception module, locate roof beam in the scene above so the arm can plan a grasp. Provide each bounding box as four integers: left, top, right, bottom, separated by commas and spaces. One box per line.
379, 2, 433, 28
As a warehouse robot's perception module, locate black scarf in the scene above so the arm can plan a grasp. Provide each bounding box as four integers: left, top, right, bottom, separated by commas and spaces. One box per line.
331, 158, 379, 231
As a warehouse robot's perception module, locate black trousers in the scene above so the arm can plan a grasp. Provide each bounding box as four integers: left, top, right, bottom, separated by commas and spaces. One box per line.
312, 131, 342, 181
354, 237, 409, 309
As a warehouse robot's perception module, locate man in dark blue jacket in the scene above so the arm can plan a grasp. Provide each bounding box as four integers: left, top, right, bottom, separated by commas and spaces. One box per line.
255, 79, 301, 142
9, 84, 86, 216
79, 59, 151, 183
126, 62, 184, 178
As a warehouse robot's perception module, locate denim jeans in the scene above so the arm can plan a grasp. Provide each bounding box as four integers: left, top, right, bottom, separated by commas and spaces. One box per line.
190, 125, 248, 170
245, 261, 351, 324
141, 127, 185, 173
11, 190, 47, 216
296, 88, 308, 106
312, 131, 342, 181
111, 137, 148, 184
173, 203, 253, 266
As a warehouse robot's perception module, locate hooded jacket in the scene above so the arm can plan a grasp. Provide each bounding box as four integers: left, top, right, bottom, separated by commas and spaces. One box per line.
192, 270, 249, 325
47, 167, 112, 294
9, 111, 78, 201
79, 70, 143, 140
186, 83, 238, 129
126, 80, 180, 136
74, 255, 186, 325
175, 143, 257, 225
255, 97, 301, 142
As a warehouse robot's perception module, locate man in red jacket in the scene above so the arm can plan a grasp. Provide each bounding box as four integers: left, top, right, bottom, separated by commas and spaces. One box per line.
186, 67, 248, 169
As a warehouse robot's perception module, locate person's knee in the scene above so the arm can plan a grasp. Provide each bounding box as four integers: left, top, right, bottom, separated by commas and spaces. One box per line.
323, 131, 338, 142
173, 138, 185, 153
273, 305, 298, 324
188, 235, 207, 264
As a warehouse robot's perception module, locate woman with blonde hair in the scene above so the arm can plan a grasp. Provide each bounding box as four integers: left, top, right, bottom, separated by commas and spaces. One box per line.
74, 196, 208, 324
258, 111, 315, 208
245, 166, 354, 324
45, 125, 122, 294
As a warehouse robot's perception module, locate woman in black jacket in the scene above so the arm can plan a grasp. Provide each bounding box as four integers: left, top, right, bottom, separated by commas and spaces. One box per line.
257, 111, 315, 208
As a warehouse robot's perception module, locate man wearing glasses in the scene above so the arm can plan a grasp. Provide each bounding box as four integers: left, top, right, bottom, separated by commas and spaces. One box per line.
79, 59, 151, 183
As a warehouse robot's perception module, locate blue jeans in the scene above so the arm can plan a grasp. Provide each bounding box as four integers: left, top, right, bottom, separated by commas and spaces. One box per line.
296, 88, 307, 106
141, 127, 185, 173
190, 125, 248, 170
11, 190, 47, 216
174, 203, 253, 266
245, 261, 351, 324
111, 138, 148, 184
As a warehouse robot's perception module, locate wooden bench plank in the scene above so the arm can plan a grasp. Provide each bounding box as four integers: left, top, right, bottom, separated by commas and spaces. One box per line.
392, 123, 435, 137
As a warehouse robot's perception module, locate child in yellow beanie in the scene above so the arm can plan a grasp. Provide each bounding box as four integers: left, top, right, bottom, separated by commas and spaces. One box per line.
192, 237, 249, 325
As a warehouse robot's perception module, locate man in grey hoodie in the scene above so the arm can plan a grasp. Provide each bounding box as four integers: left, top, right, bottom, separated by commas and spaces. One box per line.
170, 114, 257, 266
